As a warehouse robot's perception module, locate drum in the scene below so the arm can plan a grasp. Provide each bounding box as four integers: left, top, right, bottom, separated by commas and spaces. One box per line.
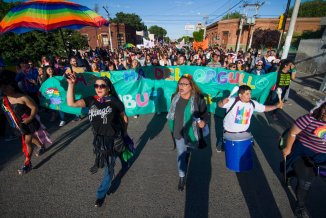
223, 132, 254, 172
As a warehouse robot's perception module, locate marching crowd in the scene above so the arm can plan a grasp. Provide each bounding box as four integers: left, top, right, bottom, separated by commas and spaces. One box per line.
0, 44, 325, 217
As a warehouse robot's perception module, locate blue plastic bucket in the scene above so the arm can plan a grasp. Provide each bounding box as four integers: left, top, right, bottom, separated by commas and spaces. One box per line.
224, 132, 253, 172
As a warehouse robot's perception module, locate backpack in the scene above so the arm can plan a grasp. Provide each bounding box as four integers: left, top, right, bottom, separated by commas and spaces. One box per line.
225, 97, 255, 116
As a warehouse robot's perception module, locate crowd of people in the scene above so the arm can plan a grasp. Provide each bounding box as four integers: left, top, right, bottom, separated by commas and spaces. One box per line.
0, 44, 324, 217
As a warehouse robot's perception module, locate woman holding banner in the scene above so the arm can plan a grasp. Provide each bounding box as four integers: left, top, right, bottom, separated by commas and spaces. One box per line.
66, 73, 129, 207
167, 74, 209, 191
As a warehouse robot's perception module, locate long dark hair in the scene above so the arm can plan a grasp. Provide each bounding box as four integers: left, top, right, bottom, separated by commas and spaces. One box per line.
95, 77, 121, 101
172, 74, 202, 99
278, 59, 292, 72
0, 70, 23, 94
311, 102, 326, 121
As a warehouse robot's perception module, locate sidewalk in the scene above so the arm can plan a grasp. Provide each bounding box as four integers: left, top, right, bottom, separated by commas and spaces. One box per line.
275, 72, 325, 127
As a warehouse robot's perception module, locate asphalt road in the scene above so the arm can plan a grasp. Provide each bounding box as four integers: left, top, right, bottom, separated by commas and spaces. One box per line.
0, 73, 325, 217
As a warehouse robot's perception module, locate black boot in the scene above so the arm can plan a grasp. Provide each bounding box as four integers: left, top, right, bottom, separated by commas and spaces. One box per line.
178, 177, 185, 191
294, 202, 310, 218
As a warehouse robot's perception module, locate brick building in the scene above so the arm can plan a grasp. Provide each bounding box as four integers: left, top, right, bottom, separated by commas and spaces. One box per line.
78, 23, 137, 50
206, 17, 321, 50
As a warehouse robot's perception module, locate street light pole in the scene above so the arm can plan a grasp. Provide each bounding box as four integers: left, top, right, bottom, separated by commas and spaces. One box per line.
281, 0, 301, 59
277, 0, 292, 53
103, 6, 113, 52
236, 16, 244, 52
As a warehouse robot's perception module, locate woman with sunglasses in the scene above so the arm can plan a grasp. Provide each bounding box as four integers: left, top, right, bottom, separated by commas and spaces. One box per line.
66, 73, 128, 207
250, 60, 266, 75
167, 74, 208, 191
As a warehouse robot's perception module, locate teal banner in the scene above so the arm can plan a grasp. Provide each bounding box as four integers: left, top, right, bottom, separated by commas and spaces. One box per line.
39, 66, 277, 116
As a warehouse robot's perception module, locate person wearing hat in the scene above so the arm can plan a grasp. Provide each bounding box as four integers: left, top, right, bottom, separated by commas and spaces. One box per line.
66, 73, 129, 207
250, 60, 266, 75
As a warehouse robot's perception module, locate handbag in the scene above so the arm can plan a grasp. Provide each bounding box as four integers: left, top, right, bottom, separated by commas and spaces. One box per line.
113, 132, 126, 153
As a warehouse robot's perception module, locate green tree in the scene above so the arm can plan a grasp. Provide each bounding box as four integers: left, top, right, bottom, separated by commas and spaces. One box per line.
193, 29, 204, 42
112, 12, 147, 31
148, 25, 167, 39
164, 36, 171, 43
252, 29, 281, 49
177, 36, 194, 43
0, 1, 88, 64
222, 11, 241, 20
289, 0, 326, 17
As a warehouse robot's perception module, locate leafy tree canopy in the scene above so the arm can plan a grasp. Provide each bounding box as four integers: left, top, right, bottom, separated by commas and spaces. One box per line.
148, 25, 167, 39
0, 1, 89, 64
289, 0, 326, 17
252, 29, 280, 49
177, 36, 194, 43
221, 11, 242, 20
112, 12, 147, 31
193, 29, 204, 42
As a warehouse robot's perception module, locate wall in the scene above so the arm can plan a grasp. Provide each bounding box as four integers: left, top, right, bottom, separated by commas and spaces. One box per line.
206, 17, 321, 49
78, 23, 137, 50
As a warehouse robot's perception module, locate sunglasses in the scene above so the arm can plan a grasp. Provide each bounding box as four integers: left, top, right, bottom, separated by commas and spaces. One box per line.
257, 65, 263, 66
94, 84, 107, 89
178, 83, 190, 87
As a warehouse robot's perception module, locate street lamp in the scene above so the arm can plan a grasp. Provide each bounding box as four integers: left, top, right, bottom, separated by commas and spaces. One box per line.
103, 6, 113, 52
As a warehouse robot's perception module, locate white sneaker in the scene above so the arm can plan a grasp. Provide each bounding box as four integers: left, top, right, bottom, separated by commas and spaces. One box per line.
59, 121, 66, 127
133, 115, 139, 119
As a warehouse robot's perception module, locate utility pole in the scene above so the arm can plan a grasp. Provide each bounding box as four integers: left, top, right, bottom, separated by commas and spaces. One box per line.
203, 15, 208, 39
243, 2, 264, 50
236, 16, 244, 52
281, 0, 301, 59
103, 6, 113, 52
277, 0, 292, 53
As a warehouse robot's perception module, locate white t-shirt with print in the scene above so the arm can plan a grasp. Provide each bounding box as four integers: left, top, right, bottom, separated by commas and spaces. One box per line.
223, 97, 265, 132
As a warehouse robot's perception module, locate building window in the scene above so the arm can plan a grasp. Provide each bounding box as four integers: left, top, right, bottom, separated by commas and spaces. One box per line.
102, 34, 109, 46
117, 33, 125, 46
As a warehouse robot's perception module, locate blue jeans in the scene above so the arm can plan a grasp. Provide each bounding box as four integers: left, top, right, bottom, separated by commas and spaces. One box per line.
58, 111, 65, 121
175, 138, 190, 178
96, 160, 115, 199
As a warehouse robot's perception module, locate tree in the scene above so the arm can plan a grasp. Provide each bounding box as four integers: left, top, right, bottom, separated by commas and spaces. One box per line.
0, 1, 88, 64
112, 12, 147, 31
148, 25, 167, 40
221, 11, 241, 20
177, 36, 194, 43
289, 0, 326, 17
193, 29, 204, 42
164, 36, 171, 43
252, 29, 281, 49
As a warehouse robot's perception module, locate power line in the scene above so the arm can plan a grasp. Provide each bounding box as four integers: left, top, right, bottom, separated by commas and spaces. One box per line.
207, 0, 244, 24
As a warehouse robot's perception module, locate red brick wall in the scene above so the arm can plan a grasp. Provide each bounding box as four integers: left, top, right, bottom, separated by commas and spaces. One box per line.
206, 17, 321, 49
78, 23, 137, 50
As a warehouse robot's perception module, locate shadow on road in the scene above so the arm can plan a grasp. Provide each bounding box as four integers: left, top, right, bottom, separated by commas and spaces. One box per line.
235, 149, 283, 218
133, 113, 167, 160
289, 89, 314, 112
33, 119, 90, 169
184, 121, 212, 218
108, 113, 168, 194
249, 114, 296, 215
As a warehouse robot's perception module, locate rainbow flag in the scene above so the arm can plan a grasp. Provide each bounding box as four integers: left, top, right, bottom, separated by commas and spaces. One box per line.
0, 0, 108, 34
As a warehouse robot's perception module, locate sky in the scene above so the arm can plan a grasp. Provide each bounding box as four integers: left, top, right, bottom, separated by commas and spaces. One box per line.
77, 0, 296, 40
5, 0, 300, 40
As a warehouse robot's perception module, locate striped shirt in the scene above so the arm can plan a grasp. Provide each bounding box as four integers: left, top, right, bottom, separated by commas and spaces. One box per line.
296, 114, 326, 153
